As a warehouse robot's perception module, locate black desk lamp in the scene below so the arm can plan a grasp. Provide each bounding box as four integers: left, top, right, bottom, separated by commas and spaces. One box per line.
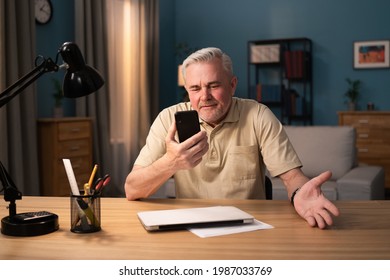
0, 42, 104, 236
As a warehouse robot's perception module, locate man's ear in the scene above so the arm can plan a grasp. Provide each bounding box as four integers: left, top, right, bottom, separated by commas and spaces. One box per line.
230, 76, 238, 95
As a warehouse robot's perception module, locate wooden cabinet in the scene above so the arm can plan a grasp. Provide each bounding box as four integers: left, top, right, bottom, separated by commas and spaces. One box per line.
338, 111, 390, 190
38, 118, 93, 196
247, 37, 313, 125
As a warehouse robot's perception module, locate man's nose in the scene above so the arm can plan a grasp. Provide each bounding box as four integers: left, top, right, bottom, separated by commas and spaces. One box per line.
200, 86, 211, 99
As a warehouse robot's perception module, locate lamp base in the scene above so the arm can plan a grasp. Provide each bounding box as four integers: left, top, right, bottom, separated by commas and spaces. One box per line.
1, 213, 59, 236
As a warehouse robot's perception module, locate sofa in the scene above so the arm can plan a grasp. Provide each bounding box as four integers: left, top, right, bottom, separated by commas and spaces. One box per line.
270, 126, 385, 200
155, 126, 385, 200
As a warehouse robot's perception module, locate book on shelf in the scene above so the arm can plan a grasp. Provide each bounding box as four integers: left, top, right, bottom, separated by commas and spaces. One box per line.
255, 84, 281, 103
284, 50, 310, 80
283, 88, 302, 116
256, 84, 262, 102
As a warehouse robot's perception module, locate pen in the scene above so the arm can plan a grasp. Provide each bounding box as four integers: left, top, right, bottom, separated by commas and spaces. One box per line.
93, 174, 111, 195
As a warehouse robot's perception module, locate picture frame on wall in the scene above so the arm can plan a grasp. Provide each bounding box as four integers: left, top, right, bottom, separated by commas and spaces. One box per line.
354, 40, 390, 69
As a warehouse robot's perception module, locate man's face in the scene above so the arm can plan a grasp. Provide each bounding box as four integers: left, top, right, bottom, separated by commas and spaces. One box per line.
184, 58, 237, 127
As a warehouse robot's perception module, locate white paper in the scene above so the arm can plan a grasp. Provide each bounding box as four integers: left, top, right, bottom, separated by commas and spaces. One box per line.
188, 219, 273, 238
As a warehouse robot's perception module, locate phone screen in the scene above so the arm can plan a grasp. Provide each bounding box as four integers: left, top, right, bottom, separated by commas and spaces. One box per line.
174, 110, 201, 142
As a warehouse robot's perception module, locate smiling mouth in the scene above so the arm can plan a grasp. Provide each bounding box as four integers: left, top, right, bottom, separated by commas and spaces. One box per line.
200, 103, 216, 109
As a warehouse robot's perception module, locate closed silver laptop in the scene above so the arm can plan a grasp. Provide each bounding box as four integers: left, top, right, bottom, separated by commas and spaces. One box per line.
137, 206, 254, 231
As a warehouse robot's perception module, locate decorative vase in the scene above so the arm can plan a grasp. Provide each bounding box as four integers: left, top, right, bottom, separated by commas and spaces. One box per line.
53, 107, 64, 118
348, 102, 356, 111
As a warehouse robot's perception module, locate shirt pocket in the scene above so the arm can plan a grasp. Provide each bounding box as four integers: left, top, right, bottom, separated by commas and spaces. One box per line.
227, 145, 259, 181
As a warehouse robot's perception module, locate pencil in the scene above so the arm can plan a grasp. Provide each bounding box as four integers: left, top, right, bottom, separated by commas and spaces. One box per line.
88, 164, 98, 187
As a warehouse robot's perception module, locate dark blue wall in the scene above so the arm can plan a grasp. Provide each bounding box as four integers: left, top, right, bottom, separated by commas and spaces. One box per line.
37, 0, 390, 125
158, 0, 177, 111
36, 0, 75, 118
160, 0, 390, 125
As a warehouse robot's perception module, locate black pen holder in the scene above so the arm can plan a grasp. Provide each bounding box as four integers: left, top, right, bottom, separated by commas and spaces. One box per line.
70, 193, 101, 233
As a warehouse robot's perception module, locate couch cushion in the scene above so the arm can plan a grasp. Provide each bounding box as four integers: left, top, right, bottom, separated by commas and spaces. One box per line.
284, 126, 356, 180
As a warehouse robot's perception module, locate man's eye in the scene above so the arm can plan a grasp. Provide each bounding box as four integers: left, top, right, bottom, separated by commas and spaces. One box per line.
210, 84, 220, 89
189, 87, 200, 92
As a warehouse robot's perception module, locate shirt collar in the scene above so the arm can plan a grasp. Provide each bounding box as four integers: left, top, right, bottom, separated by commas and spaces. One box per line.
221, 97, 239, 123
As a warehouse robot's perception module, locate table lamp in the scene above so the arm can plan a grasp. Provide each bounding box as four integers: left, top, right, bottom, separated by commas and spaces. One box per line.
0, 42, 104, 236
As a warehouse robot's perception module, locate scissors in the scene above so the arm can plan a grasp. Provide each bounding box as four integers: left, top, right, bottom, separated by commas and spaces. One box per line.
92, 174, 111, 195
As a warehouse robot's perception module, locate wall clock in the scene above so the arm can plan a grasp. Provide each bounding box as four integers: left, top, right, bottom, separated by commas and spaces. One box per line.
35, 0, 53, 25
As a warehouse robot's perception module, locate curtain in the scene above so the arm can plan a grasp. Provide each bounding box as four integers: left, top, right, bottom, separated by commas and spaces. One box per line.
75, 0, 159, 196
0, 1, 40, 195
74, 0, 116, 195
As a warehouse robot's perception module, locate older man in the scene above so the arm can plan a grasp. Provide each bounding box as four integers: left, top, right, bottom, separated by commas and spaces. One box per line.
125, 47, 339, 229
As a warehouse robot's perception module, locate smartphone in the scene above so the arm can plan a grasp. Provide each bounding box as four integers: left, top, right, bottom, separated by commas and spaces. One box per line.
175, 110, 201, 142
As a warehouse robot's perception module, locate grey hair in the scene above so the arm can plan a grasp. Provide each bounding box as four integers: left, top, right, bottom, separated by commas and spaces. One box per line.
181, 47, 234, 83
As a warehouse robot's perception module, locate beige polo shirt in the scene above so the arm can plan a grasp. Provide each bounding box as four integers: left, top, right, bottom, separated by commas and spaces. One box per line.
134, 97, 302, 199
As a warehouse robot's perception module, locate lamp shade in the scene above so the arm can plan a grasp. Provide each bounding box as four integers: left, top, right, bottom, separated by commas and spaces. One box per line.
59, 42, 104, 98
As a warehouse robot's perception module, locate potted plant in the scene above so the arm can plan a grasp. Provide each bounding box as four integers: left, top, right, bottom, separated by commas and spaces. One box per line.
175, 42, 196, 63
344, 78, 361, 111
52, 78, 64, 118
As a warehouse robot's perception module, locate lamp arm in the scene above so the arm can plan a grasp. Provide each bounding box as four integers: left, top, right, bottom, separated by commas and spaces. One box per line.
0, 161, 22, 218
0, 57, 59, 108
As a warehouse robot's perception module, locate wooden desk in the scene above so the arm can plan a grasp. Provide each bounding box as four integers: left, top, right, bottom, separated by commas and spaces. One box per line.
1, 197, 390, 260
